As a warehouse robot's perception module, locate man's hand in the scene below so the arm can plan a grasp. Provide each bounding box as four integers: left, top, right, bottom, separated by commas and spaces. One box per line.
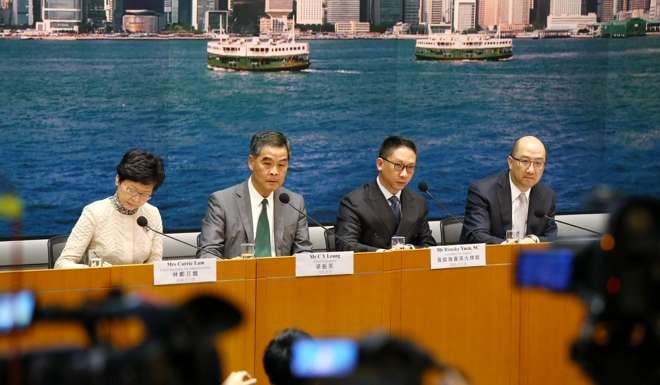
222, 371, 257, 385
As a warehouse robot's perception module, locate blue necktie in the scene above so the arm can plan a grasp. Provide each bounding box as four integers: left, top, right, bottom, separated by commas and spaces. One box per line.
389, 196, 401, 229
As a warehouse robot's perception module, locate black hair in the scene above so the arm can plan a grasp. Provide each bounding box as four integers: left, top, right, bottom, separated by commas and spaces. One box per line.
250, 131, 291, 159
263, 328, 311, 385
116, 149, 165, 191
378, 136, 417, 159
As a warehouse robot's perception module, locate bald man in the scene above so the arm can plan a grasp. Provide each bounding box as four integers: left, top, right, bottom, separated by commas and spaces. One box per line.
459, 136, 558, 244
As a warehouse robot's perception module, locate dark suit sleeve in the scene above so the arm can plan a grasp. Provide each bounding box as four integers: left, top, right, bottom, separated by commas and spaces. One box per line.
291, 197, 313, 254
198, 194, 226, 259
461, 183, 505, 244
539, 191, 558, 242
335, 194, 379, 252
412, 201, 436, 248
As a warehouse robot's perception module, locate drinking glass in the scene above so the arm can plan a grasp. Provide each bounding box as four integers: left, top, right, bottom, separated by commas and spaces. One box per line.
391, 236, 406, 250
240, 243, 255, 259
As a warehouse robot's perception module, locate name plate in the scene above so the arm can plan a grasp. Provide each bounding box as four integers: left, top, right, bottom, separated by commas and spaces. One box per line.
295, 251, 354, 277
153, 258, 217, 285
430, 243, 486, 269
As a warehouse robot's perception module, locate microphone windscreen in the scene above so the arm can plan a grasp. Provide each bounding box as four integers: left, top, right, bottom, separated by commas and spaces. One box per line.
137, 216, 149, 227
278, 193, 290, 204
533, 210, 546, 218
418, 181, 429, 193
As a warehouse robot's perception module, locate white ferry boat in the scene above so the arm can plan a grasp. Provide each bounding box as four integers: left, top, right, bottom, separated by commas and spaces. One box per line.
415, 31, 513, 61
207, 25, 309, 72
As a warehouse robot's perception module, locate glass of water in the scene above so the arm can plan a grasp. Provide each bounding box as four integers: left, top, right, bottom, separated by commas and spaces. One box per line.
391, 236, 406, 250
506, 230, 522, 243
240, 243, 255, 259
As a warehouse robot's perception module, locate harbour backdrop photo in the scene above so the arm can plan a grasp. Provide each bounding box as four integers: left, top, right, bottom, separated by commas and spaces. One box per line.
1, 37, 659, 237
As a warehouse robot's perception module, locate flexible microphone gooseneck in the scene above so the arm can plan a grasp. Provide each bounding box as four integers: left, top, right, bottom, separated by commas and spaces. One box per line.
136, 216, 221, 258
533, 210, 602, 235
278, 193, 352, 250
417, 181, 462, 223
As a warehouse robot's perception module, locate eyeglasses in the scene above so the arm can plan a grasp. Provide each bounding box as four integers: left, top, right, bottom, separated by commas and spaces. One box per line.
380, 157, 416, 173
509, 154, 545, 170
122, 184, 153, 200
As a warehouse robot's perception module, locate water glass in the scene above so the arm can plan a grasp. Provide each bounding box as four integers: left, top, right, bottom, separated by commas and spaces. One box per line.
391, 236, 406, 250
240, 243, 255, 259
506, 230, 522, 243
88, 255, 102, 267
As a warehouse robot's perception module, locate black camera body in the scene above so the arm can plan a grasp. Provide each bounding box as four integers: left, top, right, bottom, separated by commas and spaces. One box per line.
1, 290, 242, 385
518, 197, 660, 385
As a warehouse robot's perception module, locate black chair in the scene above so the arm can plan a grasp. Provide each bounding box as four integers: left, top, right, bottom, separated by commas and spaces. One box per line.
47, 234, 69, 268
324, 227, 336, 252
439, 217, 464, 245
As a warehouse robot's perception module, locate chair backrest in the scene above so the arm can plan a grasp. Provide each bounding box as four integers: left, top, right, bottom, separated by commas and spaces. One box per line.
324, 227, 336, 252
47, 235, 69, 268
440, 217, 464, 245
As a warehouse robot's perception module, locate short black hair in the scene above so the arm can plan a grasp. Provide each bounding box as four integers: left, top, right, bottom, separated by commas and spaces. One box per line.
378, 136, 417, 159
116, 149, 165, 191
250, 131, 291, 159
263, 328, 311, 385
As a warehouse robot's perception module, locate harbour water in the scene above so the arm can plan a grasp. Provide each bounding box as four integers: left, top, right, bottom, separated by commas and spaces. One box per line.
1, 37, 659, 237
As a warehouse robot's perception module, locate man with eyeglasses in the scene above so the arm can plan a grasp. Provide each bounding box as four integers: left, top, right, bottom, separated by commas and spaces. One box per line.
198, 131, 312, 259
334, 136, 436, 251
460, 136, 557, 244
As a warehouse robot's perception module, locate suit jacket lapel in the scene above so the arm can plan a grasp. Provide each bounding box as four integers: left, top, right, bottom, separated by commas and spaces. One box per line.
527, 185, 540, 232
368, 182, 397, 235
496, 171, 512, 232
236, 181, 254, 243
273, 189, 283, 255
398, 189, 414, 235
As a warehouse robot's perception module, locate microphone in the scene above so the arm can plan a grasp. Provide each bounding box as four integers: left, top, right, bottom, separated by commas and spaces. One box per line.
417, 182, 462, 223
136, 216, 220, 258
278, 193, 350, 250
533, 210, 601, 235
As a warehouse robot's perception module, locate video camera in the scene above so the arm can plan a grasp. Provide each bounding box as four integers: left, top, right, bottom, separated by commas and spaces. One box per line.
0, 289, 242, 385
517, 197, 660, 385
290, 333, 469, 385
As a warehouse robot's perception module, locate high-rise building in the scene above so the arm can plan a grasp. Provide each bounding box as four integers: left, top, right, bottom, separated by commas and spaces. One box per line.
42, 0, 82, 31
296, 0, 322, 24
453, 0, 475, 29
83, 0, 105, 27
530, 0, 549, 27
403, 0, 419, 24
230, 0, 263, 34
629, 0, 647, 9
192, 0, 227, 30
265, 0, 291, 17
420, 0, 450, 23
550, 0, 581, 15
373, 0, 402, 25
177, 0, 191, 24
479, 0, 499, 28
326, 0, 359, 23
598, 0, 614, 19
499, 0, 530, 26
11, 0, 30, 24
650, 0, 658, 17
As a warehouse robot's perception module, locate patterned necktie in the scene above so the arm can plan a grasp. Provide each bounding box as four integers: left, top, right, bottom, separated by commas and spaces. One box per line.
515, 192, 528, 235
389, 196, 401, 229
254, 199, 271, 257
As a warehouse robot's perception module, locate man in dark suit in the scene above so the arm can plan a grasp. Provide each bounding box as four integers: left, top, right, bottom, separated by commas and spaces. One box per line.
460, 136, 557, 244
199, 131, 312, 258
335, 136, 436, 252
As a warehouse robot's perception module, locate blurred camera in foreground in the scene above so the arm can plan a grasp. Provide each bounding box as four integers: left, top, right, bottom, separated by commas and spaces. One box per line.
0, 290, 242, 385
517, 196, 660, 385
291, 332, 470, 385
